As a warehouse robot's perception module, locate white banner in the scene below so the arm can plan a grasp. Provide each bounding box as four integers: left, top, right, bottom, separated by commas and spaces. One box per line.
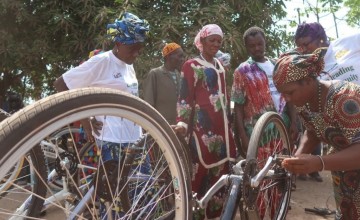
320, 32, 360, 85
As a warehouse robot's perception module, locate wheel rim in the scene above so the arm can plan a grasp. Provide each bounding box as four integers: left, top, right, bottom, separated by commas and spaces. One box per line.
0, 89, 190, 220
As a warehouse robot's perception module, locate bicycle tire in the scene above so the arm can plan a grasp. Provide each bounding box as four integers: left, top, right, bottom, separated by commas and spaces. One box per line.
0, 145, 47, 218
0, 88, 192, 219
0, 157, 24, 195
243, 112, 292, 220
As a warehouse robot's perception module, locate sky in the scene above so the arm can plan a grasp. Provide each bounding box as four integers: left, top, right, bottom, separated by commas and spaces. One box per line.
283, 0, 358, 40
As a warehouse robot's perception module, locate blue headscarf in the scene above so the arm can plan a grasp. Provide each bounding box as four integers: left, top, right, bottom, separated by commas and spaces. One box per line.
107, 12, 150, 45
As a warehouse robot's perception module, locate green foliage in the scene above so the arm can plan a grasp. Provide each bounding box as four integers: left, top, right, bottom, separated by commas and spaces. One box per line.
344, 0, 360, 27
0, 0, 123, 101
1, 0, 291, 102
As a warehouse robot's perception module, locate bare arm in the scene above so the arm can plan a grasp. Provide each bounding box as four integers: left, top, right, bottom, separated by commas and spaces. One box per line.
286, 102, 299, 146
283, 142, 360, 174
53, 76, 98, 142
53, 76, 69, 92
234, 103, 249, 153
295, 129, 320, 155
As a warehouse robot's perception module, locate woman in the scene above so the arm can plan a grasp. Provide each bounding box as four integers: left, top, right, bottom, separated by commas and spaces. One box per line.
174, 24, 237, 219
294, 22, 330, 182
294, 22, 330, 54
54, 12, 150, 219
274, 48, 360, 220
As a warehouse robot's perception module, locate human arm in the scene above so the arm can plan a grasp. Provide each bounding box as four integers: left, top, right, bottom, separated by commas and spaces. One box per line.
173, 60, 196, 136
230, 67, 250, 153
53, 61, 104, 142
234, 103, 250, 153
283, 142, 360, 173
286, 102, 299, 146
295, 129, 321, 155
142, 69, 157, 107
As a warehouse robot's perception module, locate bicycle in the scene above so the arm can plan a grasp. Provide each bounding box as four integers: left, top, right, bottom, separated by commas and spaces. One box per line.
0, 88, 192, 219
0, 125, 97, 215
198, 111, 293, 219
0, 88, 291, 219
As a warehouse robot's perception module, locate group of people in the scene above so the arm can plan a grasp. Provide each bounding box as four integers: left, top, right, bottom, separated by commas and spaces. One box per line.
50, 11, 360, 220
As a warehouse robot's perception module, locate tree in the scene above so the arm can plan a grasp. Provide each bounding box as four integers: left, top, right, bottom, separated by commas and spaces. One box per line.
0, 0, 124, 104
344, 0, 360, 27
1, 0, 290, 103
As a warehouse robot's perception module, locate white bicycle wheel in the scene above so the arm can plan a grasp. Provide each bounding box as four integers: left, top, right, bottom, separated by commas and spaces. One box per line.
0, 88, 192, 220
242, 112, 292, 220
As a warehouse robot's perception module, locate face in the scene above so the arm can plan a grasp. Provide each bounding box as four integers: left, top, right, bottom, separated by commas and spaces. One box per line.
276, 79, 313, 107
166, 48, 186, 71
295, 36, 321, 54
245, 33, 266, 62
116, 42, 144, 64
201, 35, 223, 58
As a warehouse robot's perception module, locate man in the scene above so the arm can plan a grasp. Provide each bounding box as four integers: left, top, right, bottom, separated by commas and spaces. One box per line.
143, 42, 185, 124
231, 26, 298, 154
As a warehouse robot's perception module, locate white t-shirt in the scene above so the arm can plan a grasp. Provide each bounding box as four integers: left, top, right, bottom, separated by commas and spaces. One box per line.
63, 50, 141, 143
320, 32, 360, 84
257, 60, 283, 113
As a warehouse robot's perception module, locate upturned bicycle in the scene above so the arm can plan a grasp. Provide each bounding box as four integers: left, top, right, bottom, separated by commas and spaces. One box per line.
0, 88, 291, 219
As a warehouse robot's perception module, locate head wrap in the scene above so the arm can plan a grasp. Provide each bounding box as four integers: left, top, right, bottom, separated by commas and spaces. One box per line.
107, 12, 150, 45
273, 48, 327, 87
194, 24, 223, 52
215, 50, 231, 67
88, 49, 104, 59
162, 43, 181, 57
294, 22, 328, 44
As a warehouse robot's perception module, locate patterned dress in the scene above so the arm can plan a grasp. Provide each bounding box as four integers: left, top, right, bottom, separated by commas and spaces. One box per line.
297, 81, 360, 220
230, 57, 279, 139
177, 57, 236, 219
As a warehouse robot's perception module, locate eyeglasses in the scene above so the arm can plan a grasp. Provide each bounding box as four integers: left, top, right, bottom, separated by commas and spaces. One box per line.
297, 38, 318, 53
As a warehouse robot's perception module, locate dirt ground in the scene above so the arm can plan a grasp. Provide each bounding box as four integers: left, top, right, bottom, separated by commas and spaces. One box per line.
287, 171, 337, 219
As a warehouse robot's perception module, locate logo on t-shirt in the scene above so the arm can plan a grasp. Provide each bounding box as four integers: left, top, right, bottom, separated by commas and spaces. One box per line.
113, 72, 122, 78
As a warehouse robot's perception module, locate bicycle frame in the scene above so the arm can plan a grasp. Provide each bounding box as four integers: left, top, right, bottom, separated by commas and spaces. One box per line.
197, 155, 289, 220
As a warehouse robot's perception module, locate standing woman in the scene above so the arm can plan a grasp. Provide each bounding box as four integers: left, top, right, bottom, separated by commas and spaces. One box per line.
174, 24, 237, 219
54, 12, 150, 219
274, 48, 360, 220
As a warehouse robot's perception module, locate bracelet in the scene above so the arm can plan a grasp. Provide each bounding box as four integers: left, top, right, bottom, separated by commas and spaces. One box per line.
316, 155, 325, 172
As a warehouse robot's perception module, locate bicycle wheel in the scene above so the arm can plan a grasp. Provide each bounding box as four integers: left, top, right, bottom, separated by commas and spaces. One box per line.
242, 112, 292, 220
0, 87, 192, 219
0, 157, 24, 195
46, 126, 87, 190
0, 145, 47, 218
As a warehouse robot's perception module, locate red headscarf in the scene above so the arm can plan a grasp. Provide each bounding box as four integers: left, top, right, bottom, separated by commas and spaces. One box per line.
273, 48, 327, 87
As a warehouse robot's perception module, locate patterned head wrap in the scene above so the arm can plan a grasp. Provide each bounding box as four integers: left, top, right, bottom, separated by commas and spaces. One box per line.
215, 50, 231, 67
294, 22, 329, 44
273, 48, 327, 87
107, 12, 150, 45
162, 43, 181, 57
194, 24, 223, 52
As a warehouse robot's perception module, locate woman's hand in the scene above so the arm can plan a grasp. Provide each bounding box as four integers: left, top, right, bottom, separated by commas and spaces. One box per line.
89, 117, 103, 136
80, 117, 103, 143
282, 154, 323, 174
171, 125, 186, 136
